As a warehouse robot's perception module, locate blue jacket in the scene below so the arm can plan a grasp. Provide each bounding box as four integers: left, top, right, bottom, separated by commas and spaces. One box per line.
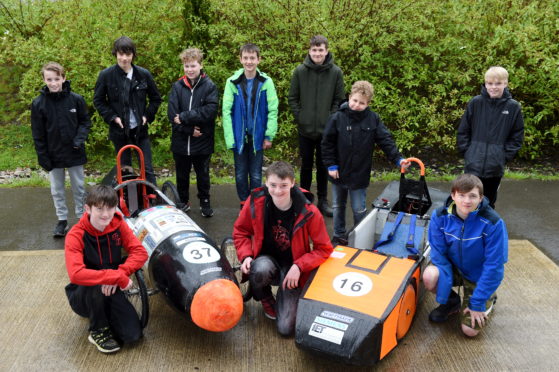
428, 196, 508, 311
222, 69, 278, 154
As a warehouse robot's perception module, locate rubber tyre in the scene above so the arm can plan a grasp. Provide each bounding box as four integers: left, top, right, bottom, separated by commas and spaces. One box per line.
396, 283, 417, 340
161, 180, 181, 206
124, 269, 150, 329
221, 237, 252, 302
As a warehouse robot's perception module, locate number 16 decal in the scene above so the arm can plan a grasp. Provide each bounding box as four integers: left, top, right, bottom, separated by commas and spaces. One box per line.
333, 272, 373, 297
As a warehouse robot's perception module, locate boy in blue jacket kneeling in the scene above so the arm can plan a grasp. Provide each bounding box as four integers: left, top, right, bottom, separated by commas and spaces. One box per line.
423, 174, 508, 337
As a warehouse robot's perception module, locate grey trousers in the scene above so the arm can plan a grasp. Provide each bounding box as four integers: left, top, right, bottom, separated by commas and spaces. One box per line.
49, 166, 85, 220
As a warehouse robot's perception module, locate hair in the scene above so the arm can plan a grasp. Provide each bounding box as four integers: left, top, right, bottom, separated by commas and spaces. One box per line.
451, 174, 484, 196
85, 185, 119, 208
310, 35, 329, 49
239, 43, 260, 57
41, 62, 65, 78
112, 36, 136, 57
265, 161, 295, 181
485, 66, 508, 82
350, 80, 374, 102
180, 47, 204, 64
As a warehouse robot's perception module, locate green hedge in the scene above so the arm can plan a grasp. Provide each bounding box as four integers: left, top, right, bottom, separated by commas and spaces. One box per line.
1, 0, 558, 167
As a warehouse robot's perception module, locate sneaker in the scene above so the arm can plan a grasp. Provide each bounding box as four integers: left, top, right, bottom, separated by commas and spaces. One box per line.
261, 296, 277, 320
53, 220, 68, 237
318, 199, 333, 217
88, 327, 121, 353
200, 199, 214, 217
429, 291, 461, 323
331, 236, 348, 247
177, 201, 191, 212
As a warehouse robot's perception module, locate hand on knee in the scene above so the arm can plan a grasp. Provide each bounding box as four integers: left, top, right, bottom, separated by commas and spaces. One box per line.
461, 324, 479, 337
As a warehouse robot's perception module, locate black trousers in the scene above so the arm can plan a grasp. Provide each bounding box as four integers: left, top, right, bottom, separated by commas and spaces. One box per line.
112, 130, 156, 186
65, 284, 142, 343
173, 153, 211, 203
479, 176, 501, 209
298, 135, 328, 199
249, 255, 301, 337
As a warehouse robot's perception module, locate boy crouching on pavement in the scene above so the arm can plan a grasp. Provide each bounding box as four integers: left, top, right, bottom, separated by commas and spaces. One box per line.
233, 161, 333, 336
64, 185, 148, 353
423, 174, 508, 337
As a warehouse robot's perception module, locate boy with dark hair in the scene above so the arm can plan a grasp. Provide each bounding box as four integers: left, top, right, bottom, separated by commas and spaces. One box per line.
322, 81, 408, 246
168, 47, 218, 217
457, 66, 524, 208
233, 161, 333, 336
423, 173, 508, 337
288, 34, 345, 217
31, 62, 91, 237
65, 184, 148, 353
222, 43, 278, 207
94, 36, 162, 185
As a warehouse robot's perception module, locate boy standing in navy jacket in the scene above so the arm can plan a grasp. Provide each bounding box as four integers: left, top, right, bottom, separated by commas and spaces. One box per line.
168, 48, 218, 217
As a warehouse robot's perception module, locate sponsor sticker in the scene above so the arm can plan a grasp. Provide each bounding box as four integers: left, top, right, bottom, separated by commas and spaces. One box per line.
309, 322, 344, 345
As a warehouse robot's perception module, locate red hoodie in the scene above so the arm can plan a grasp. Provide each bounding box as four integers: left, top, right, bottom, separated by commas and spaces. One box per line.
65, 212, 148, 288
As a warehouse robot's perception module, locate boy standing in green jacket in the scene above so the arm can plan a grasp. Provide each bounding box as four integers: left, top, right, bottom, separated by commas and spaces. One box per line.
223, 43, 278, 207
288, 35, 345, 217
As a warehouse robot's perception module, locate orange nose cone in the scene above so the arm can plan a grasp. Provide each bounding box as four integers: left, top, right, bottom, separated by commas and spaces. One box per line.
190, 279, 243, 332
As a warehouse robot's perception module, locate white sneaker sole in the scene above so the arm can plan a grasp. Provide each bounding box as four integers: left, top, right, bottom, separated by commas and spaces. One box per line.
88, 334, 120, 353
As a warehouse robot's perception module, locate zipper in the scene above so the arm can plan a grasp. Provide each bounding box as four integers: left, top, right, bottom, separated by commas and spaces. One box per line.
186, 78, 200, 156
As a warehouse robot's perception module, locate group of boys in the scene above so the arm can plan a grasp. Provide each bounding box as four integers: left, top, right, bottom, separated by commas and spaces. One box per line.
31, 34, 522, 353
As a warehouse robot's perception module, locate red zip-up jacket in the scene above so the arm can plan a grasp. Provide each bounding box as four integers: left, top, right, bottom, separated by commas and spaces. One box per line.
65, 212, 148, 288
233, 186, 333, 286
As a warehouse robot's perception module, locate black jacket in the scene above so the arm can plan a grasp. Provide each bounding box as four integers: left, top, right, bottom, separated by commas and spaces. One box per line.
93, 64, 162, 142
457, 85, 524, 178
322, 103, 402, 189
288, 53, 345, 140
167, 74, 219, 155
31, 81, 91, 171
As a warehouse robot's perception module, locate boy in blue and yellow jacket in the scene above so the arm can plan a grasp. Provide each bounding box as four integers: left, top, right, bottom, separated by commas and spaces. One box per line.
222, 43, 278, 206
423, 174, 508, 337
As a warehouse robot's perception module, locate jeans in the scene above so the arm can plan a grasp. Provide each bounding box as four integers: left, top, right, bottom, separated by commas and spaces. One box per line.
112, 132, 156, 186
298, 135, 328, 199
49, 165, 85, 220
233, 138, 263, 201
249, 255, 301, 336
173, 153, 211, 203
331, 183, 367, 238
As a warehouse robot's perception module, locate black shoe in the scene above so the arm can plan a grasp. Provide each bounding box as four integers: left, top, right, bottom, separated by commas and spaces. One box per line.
429, 291, 461, 322
53, 220, 68, 237
177, 202, 191, 212
331, 236, 348, 247
200, 199, 214, 217
318, 199, 333, 217
88, 327, 120, 353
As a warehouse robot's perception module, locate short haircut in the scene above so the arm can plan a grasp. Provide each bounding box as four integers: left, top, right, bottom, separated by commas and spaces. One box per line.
41, 62, 65, 78
265, 161, 295, 181
112, 36, 136, 57
485, 66, 508, 82
240, 43, 260, 57
180, 48, 204, 64
85, 185, 119, 208
451, 174, 484, 196
310, 35, 328, 49
350, 80, 374, 102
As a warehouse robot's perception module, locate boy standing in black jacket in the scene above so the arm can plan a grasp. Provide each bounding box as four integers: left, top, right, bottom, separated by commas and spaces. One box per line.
167, 48, 218, 217
322, 81, 408, 246
94, 36, 162, 185
457, 66, 524, 208
31, 62, 91, 237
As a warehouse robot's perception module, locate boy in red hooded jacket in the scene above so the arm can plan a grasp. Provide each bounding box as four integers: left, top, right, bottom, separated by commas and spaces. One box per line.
64, 185, 147, 353
233, 161, 333, 336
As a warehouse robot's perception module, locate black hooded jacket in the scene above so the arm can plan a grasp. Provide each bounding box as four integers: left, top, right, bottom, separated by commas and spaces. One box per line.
457, 85, 524, 178
167, 73, 219, 156
322, 103, 402, 189
31, 81, 91, 171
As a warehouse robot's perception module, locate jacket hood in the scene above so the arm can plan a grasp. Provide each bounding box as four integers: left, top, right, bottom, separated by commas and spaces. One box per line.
443, 194, 491, 218
77, 211, 124, 237
40, 80, 72, 97
260, 185, 315, 215
303, 52, 335, 72
179, 72, 208, 90
339, 101, 370, 121
480, 84, 512, 103
230, 68, 270, 84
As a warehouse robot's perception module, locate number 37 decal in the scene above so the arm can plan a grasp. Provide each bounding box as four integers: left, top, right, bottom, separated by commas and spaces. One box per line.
182, 241, 220, 264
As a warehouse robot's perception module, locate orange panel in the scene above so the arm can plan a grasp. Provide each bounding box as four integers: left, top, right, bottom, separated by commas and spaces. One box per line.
304, 247, 416, 318
380, 296, 400, 359
396, 284, 416, 339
